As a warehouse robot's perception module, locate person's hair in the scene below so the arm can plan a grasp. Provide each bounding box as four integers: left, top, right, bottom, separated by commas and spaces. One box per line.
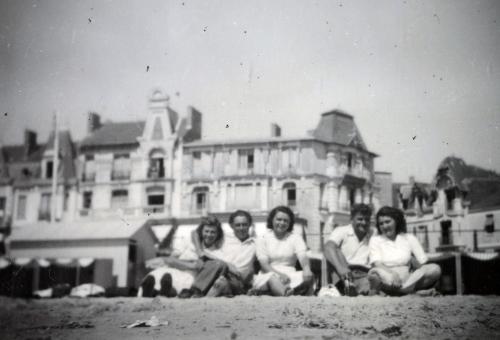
196, 215, 224, 247
350, 203, 372, 219
267, 206, 295, 232
229, 210, 253, 226
375, 206, 407, 235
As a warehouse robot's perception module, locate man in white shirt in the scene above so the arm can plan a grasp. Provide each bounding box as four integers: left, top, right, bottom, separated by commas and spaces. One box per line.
181, 210, 256, 297
324, 204, 375, 296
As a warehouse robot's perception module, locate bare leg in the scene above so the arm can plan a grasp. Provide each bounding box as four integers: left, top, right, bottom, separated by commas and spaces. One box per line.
267, 275, 289, 296
401, 264, 441, 294
206, 277, 231, 297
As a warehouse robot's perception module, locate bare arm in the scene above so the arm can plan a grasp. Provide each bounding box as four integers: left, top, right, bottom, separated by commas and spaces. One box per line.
297, 253, 313, 282
324, 240, 351, 279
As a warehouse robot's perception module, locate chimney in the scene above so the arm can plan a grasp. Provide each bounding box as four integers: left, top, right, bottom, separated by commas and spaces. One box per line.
183, 107, 202, 142
24, 129, 37, 157
87, 112, 101, 134
270, 123, 281, 137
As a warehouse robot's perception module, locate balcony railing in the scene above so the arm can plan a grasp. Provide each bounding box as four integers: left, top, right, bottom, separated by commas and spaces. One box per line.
147, 167, 165, 179
79, 205, 170, 219
81, 172, 96, 182
111, 170, 131, 181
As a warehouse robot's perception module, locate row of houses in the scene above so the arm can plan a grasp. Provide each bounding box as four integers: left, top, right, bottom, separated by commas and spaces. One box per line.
1, 89, 498, 289
0, 89, 382, 287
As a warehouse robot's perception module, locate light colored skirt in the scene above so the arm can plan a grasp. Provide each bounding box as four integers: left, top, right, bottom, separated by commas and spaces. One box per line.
252, 265, 304, 290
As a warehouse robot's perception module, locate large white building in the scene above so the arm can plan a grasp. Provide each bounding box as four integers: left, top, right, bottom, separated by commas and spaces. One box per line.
0, 90, 381, 286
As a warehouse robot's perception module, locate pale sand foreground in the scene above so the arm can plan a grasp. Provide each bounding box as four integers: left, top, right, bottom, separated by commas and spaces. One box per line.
1, 295, 500, 339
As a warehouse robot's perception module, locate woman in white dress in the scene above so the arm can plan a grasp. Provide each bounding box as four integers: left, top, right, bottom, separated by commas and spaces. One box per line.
138, 216, 224, 297
252, 206, 314, 296
368, 206, 441, 295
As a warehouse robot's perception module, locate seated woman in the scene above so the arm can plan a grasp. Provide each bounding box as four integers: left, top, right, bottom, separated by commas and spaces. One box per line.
368, 206, 441, 296
251, 206, 314, 296
138, 216, 224, 298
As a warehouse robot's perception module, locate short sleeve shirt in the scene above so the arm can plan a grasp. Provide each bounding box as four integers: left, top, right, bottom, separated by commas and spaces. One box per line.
256, 231, 307, 267
328, 224, 375, 267
369, 233, 428, 267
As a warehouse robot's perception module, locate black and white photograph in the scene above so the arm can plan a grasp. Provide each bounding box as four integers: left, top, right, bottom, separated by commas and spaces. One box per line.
1, 0, 500, 339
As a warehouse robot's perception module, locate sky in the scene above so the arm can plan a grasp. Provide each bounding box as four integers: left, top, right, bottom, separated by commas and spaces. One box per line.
0, 0, 499, 183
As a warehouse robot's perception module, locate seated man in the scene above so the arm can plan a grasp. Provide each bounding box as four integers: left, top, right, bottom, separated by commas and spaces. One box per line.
323, 203, 375, 296
179, 210, 256, 297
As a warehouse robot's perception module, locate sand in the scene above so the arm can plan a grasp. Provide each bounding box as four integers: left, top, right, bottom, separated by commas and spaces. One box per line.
1, 295, 500, 339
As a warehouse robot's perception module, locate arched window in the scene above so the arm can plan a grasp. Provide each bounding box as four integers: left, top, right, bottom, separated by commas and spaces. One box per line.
283, 182, 296, 207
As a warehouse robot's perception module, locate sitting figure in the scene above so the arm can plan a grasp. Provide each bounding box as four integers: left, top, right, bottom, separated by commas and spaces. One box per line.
368, 206, 441, 296
251, 206, 314, 296
324, 203, 375, 296
138, 216, 224, 298
181, 210, 257, 297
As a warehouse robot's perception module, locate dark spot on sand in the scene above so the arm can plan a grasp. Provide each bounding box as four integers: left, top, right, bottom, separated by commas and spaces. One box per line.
88, 18, 92, 23
412, 136, 416, 140
146, 65, 150, 72
225, 124, 229, 128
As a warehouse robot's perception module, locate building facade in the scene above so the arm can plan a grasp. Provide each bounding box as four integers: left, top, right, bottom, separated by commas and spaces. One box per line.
1, 90, 379, 254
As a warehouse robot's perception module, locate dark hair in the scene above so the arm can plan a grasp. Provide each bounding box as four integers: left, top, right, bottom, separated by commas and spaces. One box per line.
196, 215, 224, 247
375, 206, 407, 235
267, 206, 295, 232
351, 203, 372, 219
229, 210, 253, 226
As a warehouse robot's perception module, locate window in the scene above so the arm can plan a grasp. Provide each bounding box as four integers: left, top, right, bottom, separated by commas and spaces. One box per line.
349, 188, 355, 207
111, 189, 128, 209
63, 190, 69, 211
17, 195, 27, 219
281, 147, 297, 171
46, 160, 53, 179
0, 197, 5, 212
347, 153, 353, 170
440, 220, 452, 245
193, 187, 208, 212
485, 214, 495, 233
235, 183, 254, 208
238, 149, 254, 170
82, 154, 96, 182
39, 193, 51, 221
149, 149, 166, 178
283, 182, 297, 207
82, 191, 92, 209
112, 154, 131, 180
147, 186, 165, 206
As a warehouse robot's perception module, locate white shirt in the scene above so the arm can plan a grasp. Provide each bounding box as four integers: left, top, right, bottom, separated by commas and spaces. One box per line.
328, 224, 375, 267
220, 235, 256, 279
369, 233, 428, 267
256, 230, 307, 268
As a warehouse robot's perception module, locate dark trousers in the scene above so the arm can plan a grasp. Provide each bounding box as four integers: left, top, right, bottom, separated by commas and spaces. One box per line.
191, 260, 248, 296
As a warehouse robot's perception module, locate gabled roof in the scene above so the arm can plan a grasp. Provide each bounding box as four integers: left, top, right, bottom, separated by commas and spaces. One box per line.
80, 121, 145, 149
10, 218, 152, 242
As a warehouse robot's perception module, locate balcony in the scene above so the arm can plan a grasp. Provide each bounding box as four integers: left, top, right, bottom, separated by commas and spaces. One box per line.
147, 167, 165, 179
79, 205, 170, 219
81, 172, 96, 182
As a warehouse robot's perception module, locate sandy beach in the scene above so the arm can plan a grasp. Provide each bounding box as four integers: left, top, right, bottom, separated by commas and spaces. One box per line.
1, 295, 500, 339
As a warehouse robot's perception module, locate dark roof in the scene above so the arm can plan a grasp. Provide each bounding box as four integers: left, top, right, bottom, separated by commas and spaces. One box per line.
436, 156, 500, 212
1, 144, 45, 163
45, 130, 78, 180
311, 110, 375, 154
80, 121, 145, 148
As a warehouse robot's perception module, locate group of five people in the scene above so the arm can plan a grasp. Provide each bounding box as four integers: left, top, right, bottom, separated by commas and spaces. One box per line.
139, 204, 441, 298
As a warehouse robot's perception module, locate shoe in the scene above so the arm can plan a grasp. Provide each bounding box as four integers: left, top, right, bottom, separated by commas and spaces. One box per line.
191, 288, 204, 298
141, 276, 156, 298
178, 288, 193, 299
159, 274, 177, 297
